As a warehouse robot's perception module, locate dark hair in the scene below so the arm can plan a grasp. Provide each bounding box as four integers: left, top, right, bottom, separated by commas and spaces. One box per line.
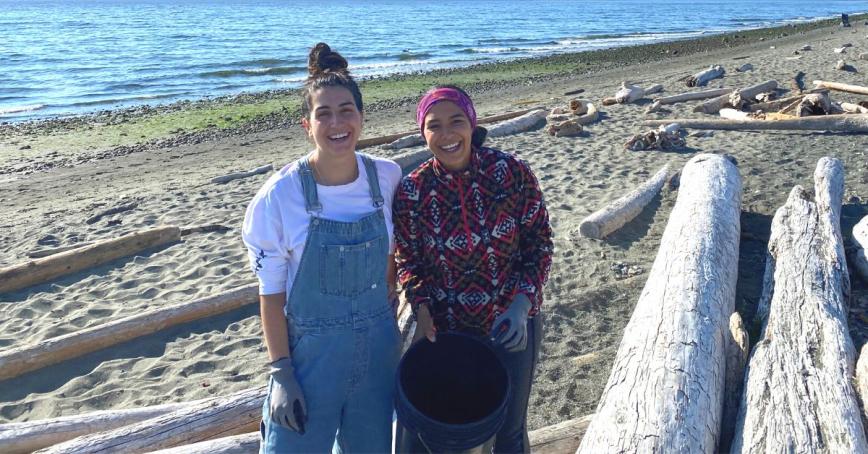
302, 43, 363, 116
432, 84, 487, 148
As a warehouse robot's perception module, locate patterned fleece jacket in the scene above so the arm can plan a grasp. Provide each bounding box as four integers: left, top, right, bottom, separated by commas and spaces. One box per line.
393, 146, 553, 335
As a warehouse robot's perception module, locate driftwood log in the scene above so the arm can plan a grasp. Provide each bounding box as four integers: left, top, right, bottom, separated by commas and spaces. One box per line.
694, 80, 778, 114
746, 89, 827, 113
146, 433, 260, 454
857, 344, 868, 418
36, 387, 263, 454
0, 226, 181, 294
644, 114, 868, 132
210, 164, 273, 185
720, 312, 749, 452
813, 80, 868, 96
0, 400, 210, 454
606, 82, 663, 105
577, 164, 670, 239
0, 284, 258, 381
853, 215, 868, 281
687, 65, 725, 87
486, 109, 547, 137
578, 154, 742, 453
145, 414, 595, 454
645, 88, 733, 113
731, 158, 867, 453
392, 148, 433, 171
841, 102, 868, 114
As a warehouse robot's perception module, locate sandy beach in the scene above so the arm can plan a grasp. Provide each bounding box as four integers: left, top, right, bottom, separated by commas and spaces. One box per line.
1, 15, 867, 447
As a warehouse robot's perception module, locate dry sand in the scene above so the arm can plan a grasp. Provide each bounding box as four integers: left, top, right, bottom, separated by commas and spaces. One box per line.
1, 21, 867, 444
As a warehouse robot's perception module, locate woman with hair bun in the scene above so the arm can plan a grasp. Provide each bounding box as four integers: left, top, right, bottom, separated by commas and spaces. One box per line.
394, 85, 553, 453
242, 42, 402, 453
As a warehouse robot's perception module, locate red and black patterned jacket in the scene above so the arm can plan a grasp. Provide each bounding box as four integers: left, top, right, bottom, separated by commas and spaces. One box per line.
394, 146, 553, 335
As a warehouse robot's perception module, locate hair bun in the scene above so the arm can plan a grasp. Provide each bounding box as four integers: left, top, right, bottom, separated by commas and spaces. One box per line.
308, 42, 349, 77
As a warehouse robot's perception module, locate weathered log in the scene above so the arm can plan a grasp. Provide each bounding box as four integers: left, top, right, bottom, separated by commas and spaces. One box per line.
569, 99, 589, 115
687, 65, 725, 87
813, 80, 868, 96
694, 80, 778, 114
86, 202, 138, 225
578, 154, 741, 453
575, 102, 599, 125
146, 432, 260, 454
36, 387, 263, 453
857, 344, 868, 418
0, 400, 210, 454
644, 114, 868, 132
0, 226, 181, 294
210, 164, 273, 184
577, 164, 670, 239
797, 92, 833, 116
852, 215, 868, 281
392, 148, 433, 171
530, 415, 594, 454
486, 109, 547, 137
746, 90, 826, 113
147, 414, 596, 454
613, 82, 663, 104
27, 242, 94, 259
841, 102, 868, 114
0, 284, 258, 381
731, 158, 867, 453
719, 108, 750, 120
546, 119, 583, 137
386, 133, 425, 150
720, 312, 749, 452
645, 88, 733, 113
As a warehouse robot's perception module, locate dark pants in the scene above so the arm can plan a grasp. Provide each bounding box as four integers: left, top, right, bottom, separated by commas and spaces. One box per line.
491, 314, 543, 454
395, 315, 543, 453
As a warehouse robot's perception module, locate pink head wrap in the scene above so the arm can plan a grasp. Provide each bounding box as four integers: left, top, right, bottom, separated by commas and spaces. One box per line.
415, 87, 477, 134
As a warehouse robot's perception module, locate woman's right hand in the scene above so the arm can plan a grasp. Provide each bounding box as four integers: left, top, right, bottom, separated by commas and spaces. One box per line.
413, 305, 437, 343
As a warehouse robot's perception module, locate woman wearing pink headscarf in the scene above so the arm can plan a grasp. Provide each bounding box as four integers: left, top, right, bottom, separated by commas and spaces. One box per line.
393, 85, 553, 452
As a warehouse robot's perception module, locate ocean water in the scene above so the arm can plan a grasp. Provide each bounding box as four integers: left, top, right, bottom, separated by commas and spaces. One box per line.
0, 0, 864, 121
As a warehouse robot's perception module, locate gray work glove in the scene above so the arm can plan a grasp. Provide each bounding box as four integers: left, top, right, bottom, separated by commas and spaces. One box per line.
269, 358, 307, 434
490, 294, 533, 352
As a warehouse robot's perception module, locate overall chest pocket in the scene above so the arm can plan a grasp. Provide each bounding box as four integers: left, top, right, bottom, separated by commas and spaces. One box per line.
319, 236, 385, 298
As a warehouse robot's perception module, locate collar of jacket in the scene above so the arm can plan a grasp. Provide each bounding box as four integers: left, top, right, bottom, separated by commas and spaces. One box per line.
431, 147, 482, 185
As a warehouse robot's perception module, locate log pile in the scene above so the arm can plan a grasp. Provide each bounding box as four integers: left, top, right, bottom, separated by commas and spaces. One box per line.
578, 154, 741, 453
545, 99, 599, 137
624, 124, 685, 151
730, 158, 867, 452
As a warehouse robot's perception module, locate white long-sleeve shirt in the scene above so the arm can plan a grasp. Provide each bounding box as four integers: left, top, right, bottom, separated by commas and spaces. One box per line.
242, 153, 402, 295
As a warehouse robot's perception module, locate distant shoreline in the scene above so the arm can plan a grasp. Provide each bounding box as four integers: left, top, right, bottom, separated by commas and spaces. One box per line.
1, 13, 864, 173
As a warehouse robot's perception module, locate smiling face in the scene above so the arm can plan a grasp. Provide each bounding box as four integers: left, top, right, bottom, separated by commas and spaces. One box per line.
422, 101, 473, 171
302, 86, 363, 158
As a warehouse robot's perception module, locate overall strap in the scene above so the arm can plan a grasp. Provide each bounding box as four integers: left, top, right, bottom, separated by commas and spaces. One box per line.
297, 158, 323, 215
360, 154, 384, 208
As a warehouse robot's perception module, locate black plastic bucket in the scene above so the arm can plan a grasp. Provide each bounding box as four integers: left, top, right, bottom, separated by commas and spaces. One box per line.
395, 332, 510, 453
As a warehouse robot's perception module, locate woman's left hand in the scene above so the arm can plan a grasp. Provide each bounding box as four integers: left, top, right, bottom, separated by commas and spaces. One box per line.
490, 294, 533, 352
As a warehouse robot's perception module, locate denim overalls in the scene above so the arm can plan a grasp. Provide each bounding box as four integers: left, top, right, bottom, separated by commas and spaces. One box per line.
260, 154, 401, 453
